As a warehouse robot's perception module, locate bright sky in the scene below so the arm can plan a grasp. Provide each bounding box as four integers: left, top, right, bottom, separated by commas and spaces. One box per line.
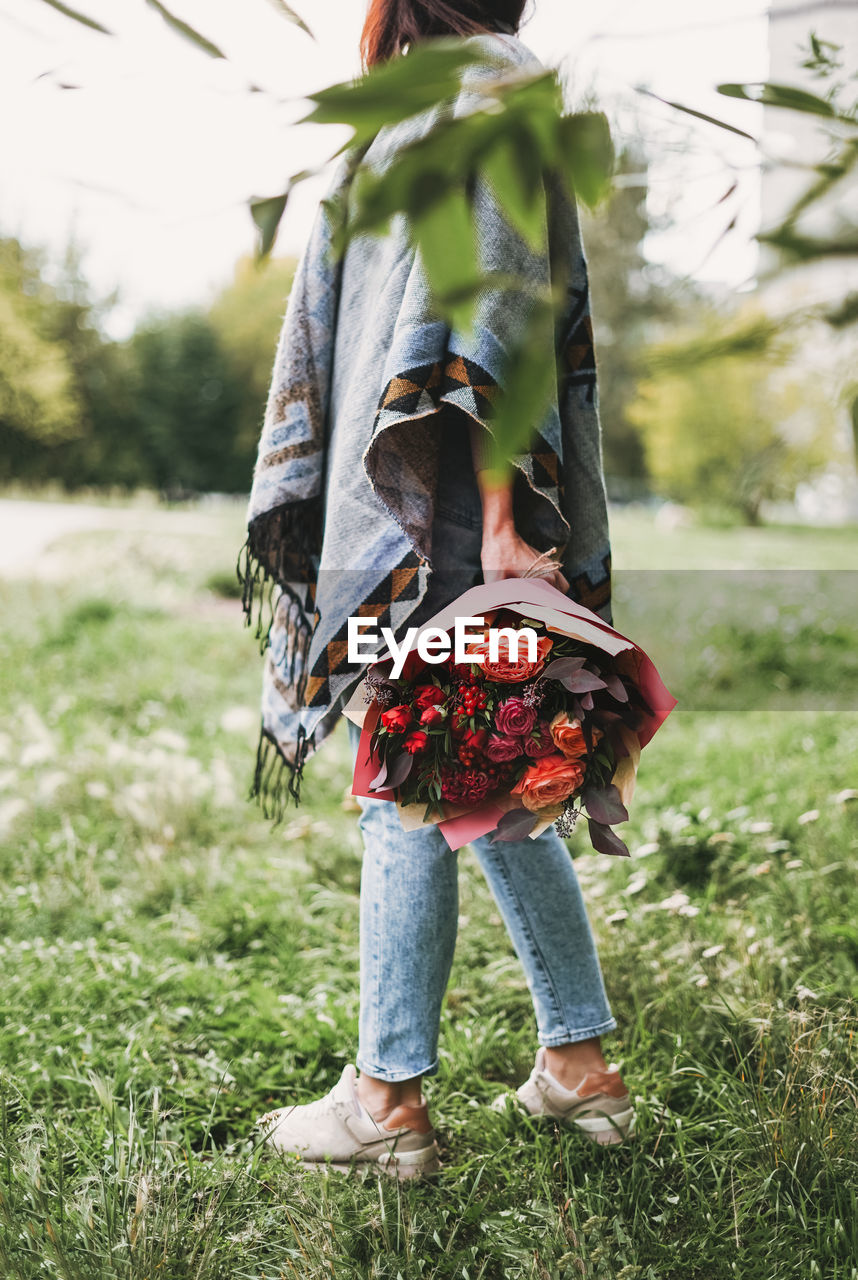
0, 0, 771, 338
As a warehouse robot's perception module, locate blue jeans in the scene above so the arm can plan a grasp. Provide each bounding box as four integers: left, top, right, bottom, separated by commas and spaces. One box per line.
349, 721, 618, 1081
348, 414, 617, 1081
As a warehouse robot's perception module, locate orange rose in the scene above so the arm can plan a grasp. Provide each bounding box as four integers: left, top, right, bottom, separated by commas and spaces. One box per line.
550, 712, 604, 759
511, 751, 585, 813
550, 711, 586, 759
469, 632, 553, 683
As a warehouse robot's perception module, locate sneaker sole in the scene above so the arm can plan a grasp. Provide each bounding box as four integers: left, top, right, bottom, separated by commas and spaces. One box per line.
573, 1107, 635, 1144
296, 1143, 443, 1181
491, 1093, 635, 1144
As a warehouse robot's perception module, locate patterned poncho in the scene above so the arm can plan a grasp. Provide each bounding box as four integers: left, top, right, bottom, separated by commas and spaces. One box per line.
238, 30, 613, 821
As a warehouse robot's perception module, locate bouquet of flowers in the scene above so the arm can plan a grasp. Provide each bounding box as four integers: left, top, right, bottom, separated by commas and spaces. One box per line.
343, 578, 676, 855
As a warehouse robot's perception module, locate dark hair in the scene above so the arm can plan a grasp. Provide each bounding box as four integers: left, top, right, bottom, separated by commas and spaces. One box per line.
360, 0, 527, 68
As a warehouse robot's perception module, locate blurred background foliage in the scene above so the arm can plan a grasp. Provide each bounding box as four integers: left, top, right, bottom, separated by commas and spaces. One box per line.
2, 0, 856, 523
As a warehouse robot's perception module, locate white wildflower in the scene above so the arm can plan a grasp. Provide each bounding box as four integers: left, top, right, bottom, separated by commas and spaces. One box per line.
149, 728, 190, 753
219, 706, 256, 735
659, 890, 690, 912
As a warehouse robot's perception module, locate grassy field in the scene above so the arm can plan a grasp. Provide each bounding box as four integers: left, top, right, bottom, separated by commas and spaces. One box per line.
0, 497, 856, 1280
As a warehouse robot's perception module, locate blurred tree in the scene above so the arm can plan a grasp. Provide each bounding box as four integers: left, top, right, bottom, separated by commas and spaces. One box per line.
0, 230, 299, 493
121, 309, 247, 495
0, 237, 84, 482
628, 302, 840, 523
581, 143, 686, 496
207, 253, 298, 477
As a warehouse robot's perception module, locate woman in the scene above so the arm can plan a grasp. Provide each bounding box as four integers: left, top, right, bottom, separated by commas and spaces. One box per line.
243, 0, 632, 1179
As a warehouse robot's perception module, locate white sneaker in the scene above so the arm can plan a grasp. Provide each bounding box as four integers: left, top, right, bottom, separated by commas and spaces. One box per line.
256, 1063, 442, 1179
491, 1048, 635, 1145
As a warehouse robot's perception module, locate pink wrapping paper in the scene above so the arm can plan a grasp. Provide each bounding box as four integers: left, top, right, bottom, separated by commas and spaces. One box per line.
344, 577, 677, 851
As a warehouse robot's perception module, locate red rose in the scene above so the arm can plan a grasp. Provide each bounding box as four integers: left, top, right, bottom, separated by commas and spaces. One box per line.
403, 730, 429, 755
381, 704, 412, 733
523, 720, 557, 758
485, 732, 524, 762
494, 697, 537, 736
457, 728, 488, 766
414, 685, 446, 710
419, 704, 446, 727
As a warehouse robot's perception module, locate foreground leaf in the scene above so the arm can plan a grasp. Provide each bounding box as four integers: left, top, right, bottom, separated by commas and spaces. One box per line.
556, 111, 615, 209
635, 86, 757, 142
542, 657, 587, 681
587, 818, 630, 857
582, 783, 629, 825
302, 42, 484, 146
144, 0, 226, 60
264, 0, 313, 38
36, 0, 112, 34
717, 80, 839, 119
489, 808, 538, 843
250, 193, 289, 258
385, 751, 415, 790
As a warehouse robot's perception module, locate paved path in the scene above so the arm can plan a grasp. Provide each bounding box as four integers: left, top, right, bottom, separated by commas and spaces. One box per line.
0, 499, 119, 577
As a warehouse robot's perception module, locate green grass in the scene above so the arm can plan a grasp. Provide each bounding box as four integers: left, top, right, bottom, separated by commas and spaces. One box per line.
0, 501, 856, 1279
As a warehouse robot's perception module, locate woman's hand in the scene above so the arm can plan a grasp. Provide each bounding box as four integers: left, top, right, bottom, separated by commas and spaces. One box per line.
468, 420, 569, 593
481, 525, 569, 593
